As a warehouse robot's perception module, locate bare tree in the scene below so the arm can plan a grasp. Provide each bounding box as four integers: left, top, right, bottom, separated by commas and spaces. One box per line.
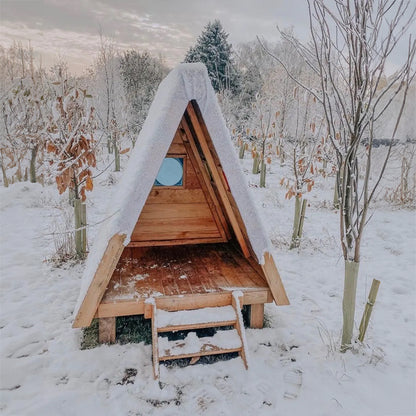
263, 0, 415, 350
46, 70, 97, 257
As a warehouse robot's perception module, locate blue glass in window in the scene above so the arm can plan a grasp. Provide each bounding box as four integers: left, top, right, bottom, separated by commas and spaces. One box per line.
154, 157, 184, 186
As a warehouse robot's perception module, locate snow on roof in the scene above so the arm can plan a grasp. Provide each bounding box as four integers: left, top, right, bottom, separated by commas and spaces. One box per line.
73, 63, 272, 318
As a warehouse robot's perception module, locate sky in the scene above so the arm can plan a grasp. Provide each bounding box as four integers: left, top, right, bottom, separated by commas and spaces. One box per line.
0, 0, 310, 74
0, 0, 414, 75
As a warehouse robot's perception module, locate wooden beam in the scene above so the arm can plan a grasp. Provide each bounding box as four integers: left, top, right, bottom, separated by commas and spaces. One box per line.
72, 233, 126, 328
179, 119, 231, 241
157, 320, 237, 333
127, 236, 227, 247
185, 102, 250, 258
231, 294, 248, 369
96, 289, 273, 318
99, 317, 116, 344
150, 302, 159, 379
249, 304, 264, 329
261, 252, 290, 306
159, 347, 243, 362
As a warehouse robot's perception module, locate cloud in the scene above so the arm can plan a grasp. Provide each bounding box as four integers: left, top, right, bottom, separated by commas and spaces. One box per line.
1, 0, 412, 75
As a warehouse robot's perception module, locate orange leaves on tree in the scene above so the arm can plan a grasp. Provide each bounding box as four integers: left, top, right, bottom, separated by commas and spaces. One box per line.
46, 86, 96, 201
85, 176, 93, 192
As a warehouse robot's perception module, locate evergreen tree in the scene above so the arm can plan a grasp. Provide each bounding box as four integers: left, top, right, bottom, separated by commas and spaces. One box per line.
184, 20, 240, 93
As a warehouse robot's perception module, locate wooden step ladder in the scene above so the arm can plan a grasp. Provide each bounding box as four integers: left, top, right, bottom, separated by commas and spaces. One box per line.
145, 291, 249, 379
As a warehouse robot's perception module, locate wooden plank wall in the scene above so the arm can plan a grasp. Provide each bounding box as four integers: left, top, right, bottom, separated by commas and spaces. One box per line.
129, 125, 228, 246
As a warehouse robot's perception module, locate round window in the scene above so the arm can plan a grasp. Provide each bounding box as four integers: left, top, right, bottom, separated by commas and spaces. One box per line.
155, 158, 183, 186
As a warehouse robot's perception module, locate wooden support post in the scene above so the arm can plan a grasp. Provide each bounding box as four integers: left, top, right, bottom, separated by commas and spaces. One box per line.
74, 199, 87, 257
358, 279, 380, 342
99, 317, 116, 344
114, 142, 120, 172
260, 160, 266, 188
297, 198, 307, 240
81, 202, 87, 254
290, 195, 302, 249
341, 260, 359, 351
74, 198, 82, 257
249, 304, 264, 329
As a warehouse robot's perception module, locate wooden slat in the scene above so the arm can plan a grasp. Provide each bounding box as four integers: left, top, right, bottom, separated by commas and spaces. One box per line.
96, 289, 272, 318
139, 203, 214, 219
166, 143, 186, 153
185, 102, 250, 258
157, 320, 237, 333
127, 237, 227, 247
171, 129, 183, 144
132, 228, 221, 241
146, 189, 206, 204
159, 347, 242, 361
150, 302, 159, 379
261, 252, 290, 306
231, 294, 248, 369
72, 233, 126, 328
97, 301, 145, 318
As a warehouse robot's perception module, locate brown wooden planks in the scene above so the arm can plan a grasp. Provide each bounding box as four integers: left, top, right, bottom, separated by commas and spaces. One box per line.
101, 243, 271, 308
73, 233, 126, 328
185, 102, 250, 258
180, 119, 231, 241
261, 252, 290, 306
129, 116, 228, 245
146, 189, 205, 204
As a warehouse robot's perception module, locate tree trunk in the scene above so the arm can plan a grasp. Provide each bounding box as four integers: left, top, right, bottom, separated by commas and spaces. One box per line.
30, 145, 38, 183
114, 142, 120, 172
333, 173, 340, 209
1, 160, 9, 188
341, 260, 360, 351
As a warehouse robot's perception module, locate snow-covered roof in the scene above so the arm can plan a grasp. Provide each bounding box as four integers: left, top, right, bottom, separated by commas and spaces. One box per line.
73, 63, 273, 320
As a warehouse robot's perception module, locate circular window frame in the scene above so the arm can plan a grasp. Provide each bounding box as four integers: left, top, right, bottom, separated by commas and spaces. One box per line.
154, 157, 185, 187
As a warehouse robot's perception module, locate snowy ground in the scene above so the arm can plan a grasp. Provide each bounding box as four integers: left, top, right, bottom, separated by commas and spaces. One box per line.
0, 150, 415, 415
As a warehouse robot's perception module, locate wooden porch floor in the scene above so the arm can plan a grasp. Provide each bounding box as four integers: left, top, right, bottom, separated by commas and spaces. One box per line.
98, 243, 272, 318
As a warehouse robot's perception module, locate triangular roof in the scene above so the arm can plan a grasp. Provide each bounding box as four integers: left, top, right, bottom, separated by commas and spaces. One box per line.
73, 63, 288, 328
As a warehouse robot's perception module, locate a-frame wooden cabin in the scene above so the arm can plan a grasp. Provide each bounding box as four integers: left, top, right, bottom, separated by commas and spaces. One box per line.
73, 63, 289, 377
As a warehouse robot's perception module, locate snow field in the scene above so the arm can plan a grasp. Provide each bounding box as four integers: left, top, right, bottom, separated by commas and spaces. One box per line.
0, 150, 415, 415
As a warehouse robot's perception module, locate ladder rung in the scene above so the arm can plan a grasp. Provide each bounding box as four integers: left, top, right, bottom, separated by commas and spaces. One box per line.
159, 347, 242, 361
158, 329, 242, 359
156, 305, 237, 329
158, 319, 236, 333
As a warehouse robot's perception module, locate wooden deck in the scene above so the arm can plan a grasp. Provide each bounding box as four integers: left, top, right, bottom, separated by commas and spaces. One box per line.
97, 243, 272, 318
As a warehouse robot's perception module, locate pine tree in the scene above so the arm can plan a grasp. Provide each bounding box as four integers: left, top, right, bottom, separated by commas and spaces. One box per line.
184, 20, 239, 93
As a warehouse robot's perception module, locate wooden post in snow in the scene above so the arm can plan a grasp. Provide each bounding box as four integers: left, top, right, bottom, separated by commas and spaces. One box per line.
74, 199, 87, 257
260, 160, 266, 187
358, 279, 380, 342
